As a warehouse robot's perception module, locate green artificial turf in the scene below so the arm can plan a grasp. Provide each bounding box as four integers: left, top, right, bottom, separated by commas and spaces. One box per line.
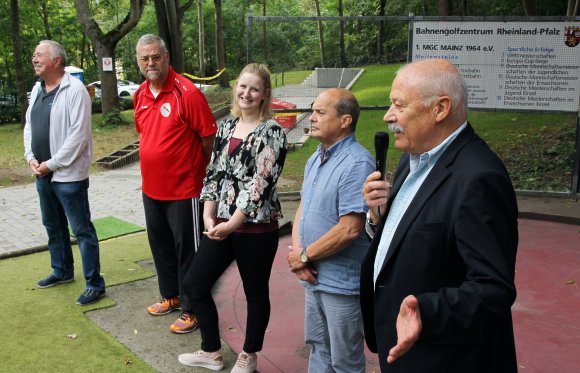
0, 233, 156, 372
70, 216, 145, 241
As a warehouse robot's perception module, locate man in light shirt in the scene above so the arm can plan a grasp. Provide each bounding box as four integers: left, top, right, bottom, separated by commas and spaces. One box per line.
288, 88, 374, 373
24, 40, 106, 306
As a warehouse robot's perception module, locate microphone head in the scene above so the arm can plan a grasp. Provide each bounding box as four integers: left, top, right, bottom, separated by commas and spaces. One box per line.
374, 131, 389, 180
375, 131, 389, 149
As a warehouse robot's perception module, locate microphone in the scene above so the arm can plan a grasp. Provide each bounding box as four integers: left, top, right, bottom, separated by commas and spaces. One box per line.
374, 131, 389, 180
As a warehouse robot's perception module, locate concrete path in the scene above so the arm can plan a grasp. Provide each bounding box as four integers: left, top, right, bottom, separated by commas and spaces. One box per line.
2, 158, 579, 259
0, 123, 307, 259
0, 163, 144, 258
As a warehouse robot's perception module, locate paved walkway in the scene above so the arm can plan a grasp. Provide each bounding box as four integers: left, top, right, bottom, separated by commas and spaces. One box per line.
0, 118, 310, 259
2, 155, 579, 259
0, 162, 144, 258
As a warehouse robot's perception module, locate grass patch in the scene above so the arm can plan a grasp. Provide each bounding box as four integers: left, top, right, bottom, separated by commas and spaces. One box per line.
0, 122, 30, 186
271, 70, 311, 88
69, 216, 145, 241
0, 233, 156, 372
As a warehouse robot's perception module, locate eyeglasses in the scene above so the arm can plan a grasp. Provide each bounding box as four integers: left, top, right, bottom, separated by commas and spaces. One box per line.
138, 54, 162, 64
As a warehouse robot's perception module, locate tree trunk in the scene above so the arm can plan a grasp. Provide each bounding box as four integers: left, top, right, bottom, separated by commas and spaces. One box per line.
153, 0, 173, 58
521, 0, 537, 16
153, 0, 193, 73
166, 0, 183, 71
438, 0, 453, 16
377, 0, 386, 63
338, 0, 346, 67
80, 33, 86, 69
263, 0, 267, 63
75, 0, 146, 115
40, 0, 52, 39
10, 0, 28, 126
214, 0, 229, 87
313, 0, 326, 67
197, 0, 205, 77
567, 0, 580, 15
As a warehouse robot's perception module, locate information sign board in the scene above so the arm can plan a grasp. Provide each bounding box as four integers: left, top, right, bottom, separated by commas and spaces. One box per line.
412, 21, 580, 112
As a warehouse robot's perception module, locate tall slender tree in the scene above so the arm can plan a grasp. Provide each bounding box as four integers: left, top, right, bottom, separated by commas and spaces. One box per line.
37, 0, 52, 39
214, 0, 229, 87
10, 0, 28, 125
338, 0, 346, 67
313, 0, 326, 67
378, 0, 386, 62
438, 0, 453, 15
75, 0, 146, 115
567, 0, 580, 15
153, 0, 194, 73
522, 0, 537, 16
263, 0, 268, 62
197, 0, 205, 76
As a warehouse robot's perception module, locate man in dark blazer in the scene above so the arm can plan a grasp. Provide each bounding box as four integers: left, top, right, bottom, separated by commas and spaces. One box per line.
361, 59, 519, 372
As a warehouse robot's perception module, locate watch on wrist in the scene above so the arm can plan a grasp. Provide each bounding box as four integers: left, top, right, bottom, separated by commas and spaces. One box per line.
300, 247, 310, 264
366, 210, 378, 227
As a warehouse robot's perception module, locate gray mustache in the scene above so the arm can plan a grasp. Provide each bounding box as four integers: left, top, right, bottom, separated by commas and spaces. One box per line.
388, 123, 404, 134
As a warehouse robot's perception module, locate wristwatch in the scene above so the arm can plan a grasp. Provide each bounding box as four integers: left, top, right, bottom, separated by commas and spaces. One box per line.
366, 210, 379, 228
300, 247, 311, 264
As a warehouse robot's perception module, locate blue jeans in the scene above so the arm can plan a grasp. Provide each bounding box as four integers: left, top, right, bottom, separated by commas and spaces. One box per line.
36, 176, 105, 291
305, 289, 365, 373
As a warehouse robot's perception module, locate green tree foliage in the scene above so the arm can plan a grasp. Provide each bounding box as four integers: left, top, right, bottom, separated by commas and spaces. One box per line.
1, 0, 576, 106
1, 0, 85, 121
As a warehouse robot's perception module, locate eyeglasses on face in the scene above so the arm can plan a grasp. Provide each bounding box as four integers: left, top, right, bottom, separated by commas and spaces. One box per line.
138, 54, 162, 64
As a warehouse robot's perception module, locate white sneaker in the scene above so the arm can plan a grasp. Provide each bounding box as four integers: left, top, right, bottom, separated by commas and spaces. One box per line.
230, 352, 257, 373
178, 350, 224, 371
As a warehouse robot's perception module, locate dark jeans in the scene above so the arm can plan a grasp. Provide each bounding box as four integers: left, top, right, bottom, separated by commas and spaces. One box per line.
35, 176, 105, 291
185, 229, 279, 353
143, 193, 202, 311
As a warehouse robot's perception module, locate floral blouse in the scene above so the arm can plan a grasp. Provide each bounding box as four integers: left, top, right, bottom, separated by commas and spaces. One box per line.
201, 117, 288, 223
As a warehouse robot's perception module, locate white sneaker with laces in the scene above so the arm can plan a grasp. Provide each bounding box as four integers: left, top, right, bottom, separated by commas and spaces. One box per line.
178, 350, 224, 371
230, 352, 257, 373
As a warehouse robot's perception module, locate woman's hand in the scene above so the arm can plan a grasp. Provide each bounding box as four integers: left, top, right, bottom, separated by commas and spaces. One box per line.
203, 215, 216, 232
204, 221, 235, 241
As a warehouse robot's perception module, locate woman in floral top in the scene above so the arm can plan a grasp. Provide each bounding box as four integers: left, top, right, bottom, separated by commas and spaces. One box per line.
179, 63, 287, 373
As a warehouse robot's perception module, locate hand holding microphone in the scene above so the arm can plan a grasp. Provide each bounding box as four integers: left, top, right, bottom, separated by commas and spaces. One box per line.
363, 132, 390, 223
375, 131, 389, 180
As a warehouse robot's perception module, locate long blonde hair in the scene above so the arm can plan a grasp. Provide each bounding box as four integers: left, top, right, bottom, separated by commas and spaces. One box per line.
231, 63, 273, 122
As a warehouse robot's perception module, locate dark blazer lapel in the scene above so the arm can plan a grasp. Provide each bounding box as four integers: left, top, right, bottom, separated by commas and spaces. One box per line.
379, 123, 476, 272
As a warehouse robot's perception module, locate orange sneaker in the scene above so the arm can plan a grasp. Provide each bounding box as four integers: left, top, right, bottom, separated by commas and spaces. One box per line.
147, 297, 181, 316
170, 312, 199, 334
